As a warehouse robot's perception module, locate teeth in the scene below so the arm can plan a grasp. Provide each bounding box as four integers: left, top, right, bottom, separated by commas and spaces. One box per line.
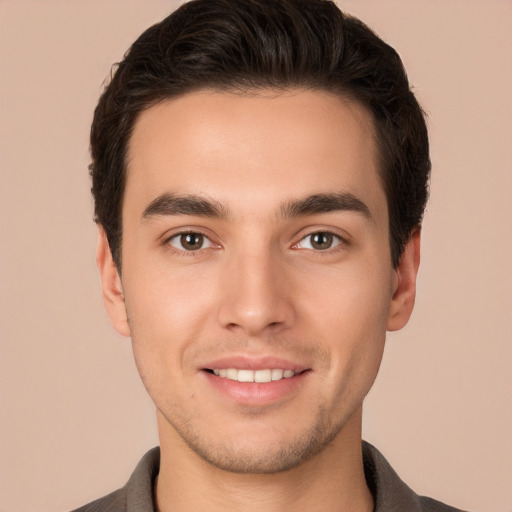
271, 369, 284, 380
237, 369, 254, 382
211, 368, 296, 383
254, 369, 272, 383
226, 368, 238, 380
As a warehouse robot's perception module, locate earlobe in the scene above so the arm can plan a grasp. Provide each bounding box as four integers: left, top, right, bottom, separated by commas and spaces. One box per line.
387, 228, 421, 332
96, 227, 131, 337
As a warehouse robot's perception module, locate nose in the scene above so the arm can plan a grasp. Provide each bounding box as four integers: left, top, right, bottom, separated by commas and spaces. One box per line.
216, 247, 296, 337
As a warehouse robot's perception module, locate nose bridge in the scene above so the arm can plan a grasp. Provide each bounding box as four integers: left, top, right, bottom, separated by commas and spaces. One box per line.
217, 241, 293, 335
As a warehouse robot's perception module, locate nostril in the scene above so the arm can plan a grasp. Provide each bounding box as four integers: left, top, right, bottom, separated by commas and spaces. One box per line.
225, 322, 243, 332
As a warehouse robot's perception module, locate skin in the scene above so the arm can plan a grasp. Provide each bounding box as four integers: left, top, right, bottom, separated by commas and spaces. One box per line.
97, 89, 420, 512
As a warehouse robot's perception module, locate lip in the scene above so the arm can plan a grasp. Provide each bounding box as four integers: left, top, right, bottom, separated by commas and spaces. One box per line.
201, 355, 308, 372
200, 355, 311, 406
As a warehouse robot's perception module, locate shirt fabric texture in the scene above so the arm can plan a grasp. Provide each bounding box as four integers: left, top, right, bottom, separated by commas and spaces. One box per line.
71, 442, 467, 512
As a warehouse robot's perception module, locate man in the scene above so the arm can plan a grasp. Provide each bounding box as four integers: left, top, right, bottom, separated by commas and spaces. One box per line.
75, 0, 466, 510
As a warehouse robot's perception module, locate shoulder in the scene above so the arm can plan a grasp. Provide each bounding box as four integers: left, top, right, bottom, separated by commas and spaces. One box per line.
362, 441, 469, 512
69, 447, 160, 512
419, 496, 467, 512
70, 487, 126, 512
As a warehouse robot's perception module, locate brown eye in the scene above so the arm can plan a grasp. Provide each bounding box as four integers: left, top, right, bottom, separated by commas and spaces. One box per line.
168, 232, 212, 251
311, 232, 333, 250
297, 232, 342, 251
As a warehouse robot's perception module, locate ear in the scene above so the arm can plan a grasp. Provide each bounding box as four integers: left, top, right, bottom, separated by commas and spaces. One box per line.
96, 227, 131, 337
387, 228, 421, 332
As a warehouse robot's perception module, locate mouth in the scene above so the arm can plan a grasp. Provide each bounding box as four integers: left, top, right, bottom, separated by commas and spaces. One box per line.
206, 368, 299, 383
201, 356, 311, 404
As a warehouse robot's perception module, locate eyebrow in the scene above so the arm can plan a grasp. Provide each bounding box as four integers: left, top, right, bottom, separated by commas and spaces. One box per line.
281, 193, 371, 219
142, 193, 228, 221
141, 191, 371, 222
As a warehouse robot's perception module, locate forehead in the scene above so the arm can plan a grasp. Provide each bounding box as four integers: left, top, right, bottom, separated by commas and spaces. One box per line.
124, 89, 385, 221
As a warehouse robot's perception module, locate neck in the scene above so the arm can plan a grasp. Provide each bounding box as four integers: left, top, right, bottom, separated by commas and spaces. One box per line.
154, 409, 373, 512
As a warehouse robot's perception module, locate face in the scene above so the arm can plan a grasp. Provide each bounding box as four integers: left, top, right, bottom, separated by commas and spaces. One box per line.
98, 89, 419, 474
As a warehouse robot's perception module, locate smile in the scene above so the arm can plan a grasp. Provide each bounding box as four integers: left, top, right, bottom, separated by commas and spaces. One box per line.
211, 368, 296, 383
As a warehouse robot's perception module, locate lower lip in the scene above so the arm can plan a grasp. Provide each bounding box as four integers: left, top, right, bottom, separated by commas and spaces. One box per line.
203, 370, 310, 405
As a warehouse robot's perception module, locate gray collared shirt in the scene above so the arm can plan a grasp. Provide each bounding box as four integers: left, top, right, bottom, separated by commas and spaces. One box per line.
71, 442, 468, 511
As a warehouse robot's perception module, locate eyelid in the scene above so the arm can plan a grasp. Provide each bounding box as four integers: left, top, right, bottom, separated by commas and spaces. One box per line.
297, 232, 341, 249
162, 227, 220, 253
167, 232, 212, 250
291, 228, 349, 251
160, 226, 349, 253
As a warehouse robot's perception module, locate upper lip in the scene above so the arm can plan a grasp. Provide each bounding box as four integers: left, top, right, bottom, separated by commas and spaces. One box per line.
202, 355, 309, 372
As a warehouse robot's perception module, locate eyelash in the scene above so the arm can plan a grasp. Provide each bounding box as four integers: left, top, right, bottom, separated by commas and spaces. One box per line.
164, 230, 216, 255
163, 229, 346, 256
294, 231, 344, 252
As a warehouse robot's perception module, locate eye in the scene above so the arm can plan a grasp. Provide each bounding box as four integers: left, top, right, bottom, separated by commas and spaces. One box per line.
167, 232, 213, 251
296, 232, 342, 251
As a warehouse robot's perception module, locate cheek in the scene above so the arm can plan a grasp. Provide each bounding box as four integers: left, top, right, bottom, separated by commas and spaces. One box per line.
312, 295, 388, 422
317, 288, 388, 375
303, 257, 393, 336
301, 259, 392, 387
121, 257, 224, 383
124, 255, 217, 333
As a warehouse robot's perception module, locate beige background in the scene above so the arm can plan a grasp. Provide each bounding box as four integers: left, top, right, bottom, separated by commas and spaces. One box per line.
0, 1, 511, 511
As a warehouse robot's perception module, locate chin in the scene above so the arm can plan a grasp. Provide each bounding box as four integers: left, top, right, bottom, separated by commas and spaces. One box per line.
169, 405, 345, 474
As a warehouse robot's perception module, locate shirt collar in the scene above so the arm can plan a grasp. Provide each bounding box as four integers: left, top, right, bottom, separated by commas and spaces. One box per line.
124, 442, 425, 512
